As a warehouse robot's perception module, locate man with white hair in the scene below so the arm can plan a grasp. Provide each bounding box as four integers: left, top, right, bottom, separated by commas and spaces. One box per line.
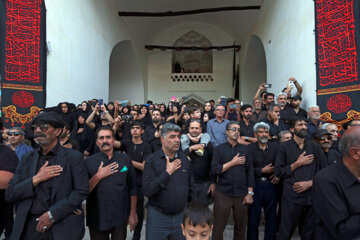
307, 105, 323, 139
321, 123, 340, 153
277, 92, 288, 111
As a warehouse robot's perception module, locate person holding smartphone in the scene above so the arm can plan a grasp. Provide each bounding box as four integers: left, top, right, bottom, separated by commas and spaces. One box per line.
224, 98, 240, 121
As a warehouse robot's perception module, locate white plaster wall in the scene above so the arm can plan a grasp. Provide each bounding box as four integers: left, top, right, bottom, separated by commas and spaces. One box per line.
46, 0, 140, 106
240, 0, 316, 108
147, 22, 235, 103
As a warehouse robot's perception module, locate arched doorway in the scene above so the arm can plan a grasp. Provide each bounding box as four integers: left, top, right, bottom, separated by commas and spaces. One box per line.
240, 35, 267, 103
109, 40, 144, 103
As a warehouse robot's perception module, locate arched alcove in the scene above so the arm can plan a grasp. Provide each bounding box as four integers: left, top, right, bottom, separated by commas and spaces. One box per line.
109, 40, 144, 103
240, 35, 267, 103
172, 31, 213, 73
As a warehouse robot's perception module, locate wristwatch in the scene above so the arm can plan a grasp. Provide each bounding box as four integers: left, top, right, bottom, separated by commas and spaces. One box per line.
248, 191, 254, 196
48, 211, 55, 223
245, 136, 249, 142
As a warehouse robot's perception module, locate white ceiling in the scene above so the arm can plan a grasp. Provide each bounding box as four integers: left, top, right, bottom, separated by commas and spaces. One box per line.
112, 0, 262, 45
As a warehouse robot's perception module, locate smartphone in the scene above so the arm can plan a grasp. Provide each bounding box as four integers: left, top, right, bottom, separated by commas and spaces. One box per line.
220, 97, 227, 106
98, 99, 103, 106
263, 84, 272, 88
229, 104, 237, 109
119, 100, 128, 107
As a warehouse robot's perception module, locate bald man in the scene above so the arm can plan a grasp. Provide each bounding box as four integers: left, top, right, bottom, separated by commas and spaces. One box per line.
313, 126, 360, 240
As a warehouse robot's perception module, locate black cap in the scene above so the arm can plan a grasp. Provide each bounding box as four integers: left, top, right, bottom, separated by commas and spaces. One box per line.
30, 111, 65, 129
312, 129, 331, 138
291, 95, 302, 101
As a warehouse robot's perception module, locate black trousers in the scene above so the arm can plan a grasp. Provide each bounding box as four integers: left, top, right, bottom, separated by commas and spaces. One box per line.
89, 224, 127, 240
132, 188, 144, 240
191, 181, 212, 205
277, 199, 315, 240
21, 215, 54, 240
0, 190, 14, 240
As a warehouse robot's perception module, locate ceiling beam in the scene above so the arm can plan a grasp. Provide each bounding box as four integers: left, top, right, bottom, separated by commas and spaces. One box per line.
145, 45, 241, 51
118, 6, 261, 17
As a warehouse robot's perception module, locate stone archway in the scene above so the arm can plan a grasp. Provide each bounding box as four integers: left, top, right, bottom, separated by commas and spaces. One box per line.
109, 40, 144, 103
240, 35, 267, 103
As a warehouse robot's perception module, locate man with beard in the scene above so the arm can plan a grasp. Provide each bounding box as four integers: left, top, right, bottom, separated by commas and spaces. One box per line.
281, 96, 307, 123
321, 123, 340, 152
5, 111, 89, 240
211, 121, 254, 240
143, 123, 194, 240
251, 98, 267, 123
279, 130, 292, 143
277, 92, 288, 111
59, 122, 80, 151
274, 117, 327, 240
238, 104, 257, 145
261, 104, 287, 141
143, 109, 162, 145
312, 129, 341, 166
180, 120, 215, 205
247, 122, 279, 240
86, 126, 138, 240
306, 105, 323, 139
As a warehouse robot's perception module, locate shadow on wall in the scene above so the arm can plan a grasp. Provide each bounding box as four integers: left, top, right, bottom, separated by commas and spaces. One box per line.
241, 35, 267, 103
109, 40, 144, 104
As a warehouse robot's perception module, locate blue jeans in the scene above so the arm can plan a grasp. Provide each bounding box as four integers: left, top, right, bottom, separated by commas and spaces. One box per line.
247, 180, 277, 240
145, 206, 185, 240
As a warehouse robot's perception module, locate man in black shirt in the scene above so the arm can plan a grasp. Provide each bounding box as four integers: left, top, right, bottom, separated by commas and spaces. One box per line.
238, 104, 257, 145
143, 109, 162, 144
261, 104, 287, 141
143, 123, 194, 240
6, 111, 89, 240
120, 121, 151, 240
181, 120, 215, 205
313, 126, 360, 240
247, 122, 279, 240
312, 129, 341, 166
275, 117, 327, 240
211, 121, 254, 240
280, 95, 307, 123
86, 126, 138, 240
59, 121, 80, 151
0, 144, 18, 239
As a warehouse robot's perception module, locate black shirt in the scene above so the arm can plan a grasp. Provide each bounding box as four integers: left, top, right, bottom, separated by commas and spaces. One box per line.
239, 119, 255, 138
86, 151, 137, 231
274, 139, 327, 205
251, 110, 267, 123
30, 143, 60, 215
261, 117, 288, 140
143, 149, 194, 215
281, 107, 307, 121
182, 140, 215, 183
313, 160, 360, 240
120, 140, 152, 186
151, 138, 162, 153
0, 144, 18, 173
324, 148, 341, 166
143, 124, 157, 144
211, 141, 255, 198
248, 142, 279, 178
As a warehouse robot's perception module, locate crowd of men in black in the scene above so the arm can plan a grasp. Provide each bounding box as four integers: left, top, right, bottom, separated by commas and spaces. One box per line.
1, 77, 360, 240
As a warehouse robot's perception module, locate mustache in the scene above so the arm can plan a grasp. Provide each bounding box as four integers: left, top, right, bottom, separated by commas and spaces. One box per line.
101, 143, 111, 148
34, 133, 46, 138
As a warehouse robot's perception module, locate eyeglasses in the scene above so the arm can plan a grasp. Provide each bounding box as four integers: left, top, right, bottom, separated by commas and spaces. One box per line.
228, 127, 241, 132
8, 132, 21, 137
318, 136, 332, 141
31, 124, 50, 131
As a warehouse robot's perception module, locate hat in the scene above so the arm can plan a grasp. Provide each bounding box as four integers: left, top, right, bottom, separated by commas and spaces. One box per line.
291, 95, 302, 101
30, 111, 65, 129
312, 129, 331, 139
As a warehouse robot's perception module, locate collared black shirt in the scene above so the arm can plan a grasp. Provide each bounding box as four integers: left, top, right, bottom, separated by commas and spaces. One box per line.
30, 143, 61, 215
248, 142, 278, 178
251, 110, 267, 123
151, 138, 162, 153
143, 149, 194, 215
313, 160, 360, 240
239, 119, 255, 138
261, 117, 288, 139
324, 148, 341, 166
274, 139, 327, 205
281, 107, 307, 121
86, 151, 137, 231
143, 124, 157, 144
120, 140, 152, 186
212, 141, 255, 198
182, 140, 214, 183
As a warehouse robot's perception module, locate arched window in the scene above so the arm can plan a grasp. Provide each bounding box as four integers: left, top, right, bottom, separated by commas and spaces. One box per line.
172, 31, 213, 73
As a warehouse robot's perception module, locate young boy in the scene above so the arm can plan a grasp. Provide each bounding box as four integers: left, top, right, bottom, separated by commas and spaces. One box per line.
181, 202, 214, 240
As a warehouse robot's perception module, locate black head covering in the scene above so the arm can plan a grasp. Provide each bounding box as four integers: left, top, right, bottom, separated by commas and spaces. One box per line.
30, 111, 65, 129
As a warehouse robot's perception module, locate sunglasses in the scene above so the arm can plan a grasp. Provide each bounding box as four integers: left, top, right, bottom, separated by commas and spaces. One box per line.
318, 136, 332, 140
31, 124, 50, 131
228, 127, 241, 132
8, 132, 21, 136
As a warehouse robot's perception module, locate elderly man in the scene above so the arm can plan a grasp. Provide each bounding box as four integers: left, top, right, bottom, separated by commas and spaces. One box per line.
86, 125, 138, 240
306, 105, 323, 139
313, 126, 360, 239
321, 123, 339, 151
261, 104, 287, 141
206, 104, 229, 147
212, 121, 254, 240
7, 127, 33, 160
143, 123, 194, 240
5, 111, 89, 240
312, 129, 341, 166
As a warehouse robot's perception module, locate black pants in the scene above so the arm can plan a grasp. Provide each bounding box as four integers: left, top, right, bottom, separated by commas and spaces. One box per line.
89, 224, 127, 240
277, 199, 315, 240
21, 215, 54, 240
191, 181, 212, 205
132, 188, 144, 240
0, 190, 14, 240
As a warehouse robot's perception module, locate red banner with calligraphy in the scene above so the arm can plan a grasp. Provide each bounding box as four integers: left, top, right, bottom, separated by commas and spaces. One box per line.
0, 0, 46, 128
315, 0, 360, 129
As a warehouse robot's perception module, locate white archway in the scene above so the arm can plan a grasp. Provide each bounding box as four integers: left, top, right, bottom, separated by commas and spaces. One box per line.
240, 35, 267, 103
109, 40, 144, 103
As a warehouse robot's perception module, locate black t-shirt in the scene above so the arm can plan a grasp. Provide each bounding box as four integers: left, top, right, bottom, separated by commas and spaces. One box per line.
0, 144, 19, 173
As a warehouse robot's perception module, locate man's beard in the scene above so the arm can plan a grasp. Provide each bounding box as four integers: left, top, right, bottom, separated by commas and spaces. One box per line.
294, 129, 307, 138
243, 114, 251, 120
258, 136, 268, 144
153, 118, 160, 124
311, 115, 320, 121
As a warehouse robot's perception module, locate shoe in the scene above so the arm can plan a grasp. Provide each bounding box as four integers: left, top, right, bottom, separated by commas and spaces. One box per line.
195, 148, 204, 157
